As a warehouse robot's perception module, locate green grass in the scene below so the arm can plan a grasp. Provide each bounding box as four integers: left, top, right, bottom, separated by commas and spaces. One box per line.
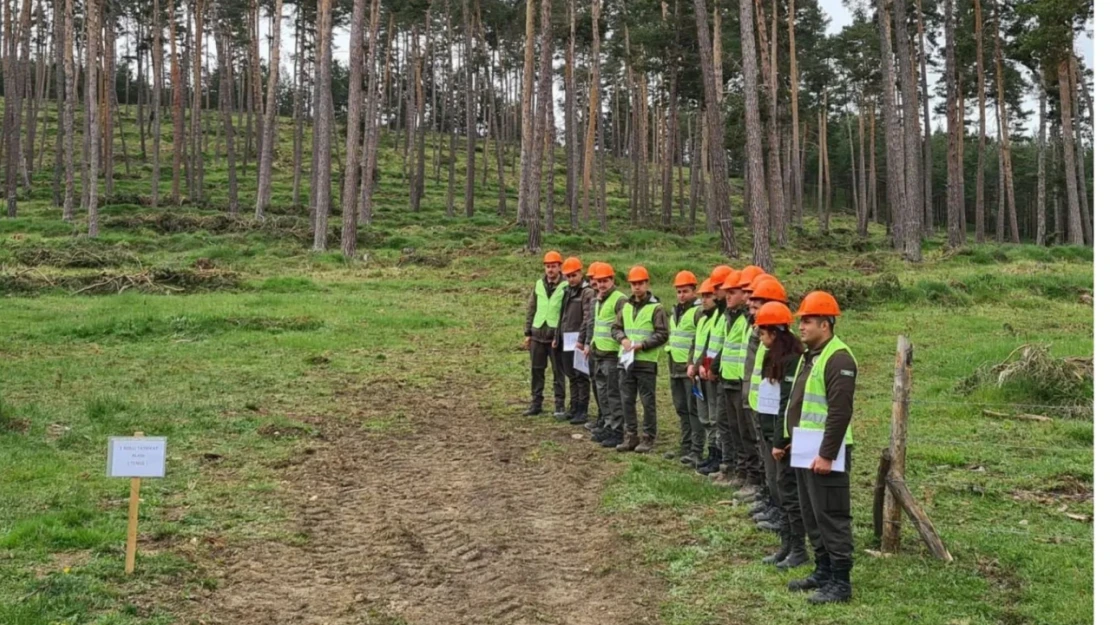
0, 108, 1093, 624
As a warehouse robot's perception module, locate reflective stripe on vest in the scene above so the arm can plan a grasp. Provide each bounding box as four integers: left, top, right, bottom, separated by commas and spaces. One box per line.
719, 314, 751, 381
622, 300, 661, 362
591, 290, 626, 352
532, 279, 567, 329
748, 343, 767, 410
786, 335, 856, 444
706, 310, 726, 358
667, 306, 699, 364
694, 309, 717, 360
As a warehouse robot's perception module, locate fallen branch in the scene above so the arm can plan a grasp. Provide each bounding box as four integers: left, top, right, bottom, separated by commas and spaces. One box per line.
982, 409, 1052, 423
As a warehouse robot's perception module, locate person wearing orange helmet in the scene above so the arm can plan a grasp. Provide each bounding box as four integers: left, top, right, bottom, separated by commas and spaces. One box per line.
750, 301, 808, 571
687, 278, 720, 469
586, 262, 628, 448
611, 265, 669, 453
693, 265, 734, 475
665, 270, 704, 465
585, 263, 604, 427
557, 257, 595, 425
523, 251, 568, 417
784, 291, 858, 604
706, 266, 764, 488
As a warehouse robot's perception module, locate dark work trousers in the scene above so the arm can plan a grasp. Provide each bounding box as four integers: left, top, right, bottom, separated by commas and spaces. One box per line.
798, 446, 854, 572
594, 357, 624, 432
759, 413, 780, 504
717, 386, 739, 465
670, 376, 704, 456
620, 365, 658, 438
590, 353, 606, 422
697, 380, 719, 450
724, 389, 763, 483
778, 446, 805, 540
560, 349, 591, 413
529, 337, 565, 412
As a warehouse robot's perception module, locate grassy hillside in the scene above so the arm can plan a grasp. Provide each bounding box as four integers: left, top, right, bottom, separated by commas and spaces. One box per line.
0, 111, 1094, 625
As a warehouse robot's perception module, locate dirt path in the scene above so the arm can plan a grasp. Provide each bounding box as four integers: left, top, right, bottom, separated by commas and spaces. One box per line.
187, 380, 660, 625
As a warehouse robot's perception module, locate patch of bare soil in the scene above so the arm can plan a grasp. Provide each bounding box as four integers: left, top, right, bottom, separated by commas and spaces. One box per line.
185, 381, 659, 625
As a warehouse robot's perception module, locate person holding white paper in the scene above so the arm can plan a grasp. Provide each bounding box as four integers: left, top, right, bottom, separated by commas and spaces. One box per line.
587, 263, 629, 449
611, 265, 669, 453
783, 291, 858, 605
556, 257, 595, 425
665, 270, 703, 466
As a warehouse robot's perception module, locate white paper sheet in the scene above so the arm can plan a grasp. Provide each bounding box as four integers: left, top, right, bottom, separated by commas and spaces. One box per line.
756, 380, 781, 414
789, 427, 846, 472
574, 347, 591, 374
619, 348, 635, 370
562, 332, 580, 352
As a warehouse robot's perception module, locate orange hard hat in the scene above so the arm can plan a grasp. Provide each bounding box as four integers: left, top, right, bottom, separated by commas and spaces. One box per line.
697, 279, 716, 295
709, 264, 734, 287
796, 291, 842, 317
673, 270, 698, 288
543, 250, 563, 265
586, 262, 599, 278
755, 301, 794, 327
627, 265, 650, 282
749, 276, 787, 303
721, 269, 746, 290
737, 265, 765, 288
562, 257, 583, 274
593, 262, 615, 279
744, 273, 772, 292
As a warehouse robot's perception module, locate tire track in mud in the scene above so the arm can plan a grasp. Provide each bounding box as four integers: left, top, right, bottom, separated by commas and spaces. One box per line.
188, 382, 659, 625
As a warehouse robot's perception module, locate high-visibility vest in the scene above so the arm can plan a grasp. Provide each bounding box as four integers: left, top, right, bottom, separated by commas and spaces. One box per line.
786, 335, 856, 444
694, 308, 719, 361
748, 343, 766, 410
667, 305, 699, 364
531, 279, 567, 329
706, 309, 726, 359
591, 290, 626, 352
719, 312, 751, 381
622, 300, 662, 362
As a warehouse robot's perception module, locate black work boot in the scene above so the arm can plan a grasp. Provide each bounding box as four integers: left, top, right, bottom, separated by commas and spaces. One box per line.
522, 403, 542, 417
697, 448, 721, 475
568, 401, 589, 425
807, 565, 852, 604
600, 429, 624, 448
592, 426, 612, 443
776, 533, 810, 570
762, 528, 791, 565
788, 555, 831, 592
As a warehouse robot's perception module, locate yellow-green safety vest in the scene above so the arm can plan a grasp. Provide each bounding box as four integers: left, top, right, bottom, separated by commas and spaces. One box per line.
785, 335, 856, 445
591, 290, 626, 352
531, 279, 567, 329
622, 300, 662, 362
748, 343, 766, 410
719, 312, 751, 381
694, 308, 719, 361
667, 305, 699, 364
706, 309, 726, 358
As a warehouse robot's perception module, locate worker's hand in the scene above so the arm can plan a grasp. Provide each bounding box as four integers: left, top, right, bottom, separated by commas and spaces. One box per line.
810, 456, 833, 475
621, 339, 633, 352
523, 337, 532, 350
772, 447, 785, 462
698, 365, 708, 379
581, 345, 590, 358
686, 365, 696, 380
631, 342, 643, 352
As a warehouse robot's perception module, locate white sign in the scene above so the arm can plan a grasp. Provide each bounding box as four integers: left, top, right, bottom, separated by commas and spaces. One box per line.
107, 437, 168, 478
789, 428, 846, 473
562, 332, 580, 352
573, 347, 591, 374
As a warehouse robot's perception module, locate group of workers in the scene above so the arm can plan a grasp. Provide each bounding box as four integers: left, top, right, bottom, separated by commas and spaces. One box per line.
523, 252, 859, 603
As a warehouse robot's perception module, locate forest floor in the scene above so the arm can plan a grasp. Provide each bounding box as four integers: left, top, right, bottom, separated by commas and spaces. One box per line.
0, 124, 1096, 625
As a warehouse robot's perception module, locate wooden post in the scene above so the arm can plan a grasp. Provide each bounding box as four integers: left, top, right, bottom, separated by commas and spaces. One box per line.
882, 336, 912, 551
873, 448, 892, 539
886, 474, 954, 562
125, 431, 143, 575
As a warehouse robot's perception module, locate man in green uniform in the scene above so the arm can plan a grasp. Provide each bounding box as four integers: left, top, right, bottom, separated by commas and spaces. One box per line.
785, 291, 858, 604
587, 263, 628, 448
523, 251, 568, 417
696, 265, 733, 476
732, 274, 777, 504
666, 270, 703, 465
611, 265, 669, 453
585, 263, 605, 431
557, 257, 595, 425
687, 278, 718, 468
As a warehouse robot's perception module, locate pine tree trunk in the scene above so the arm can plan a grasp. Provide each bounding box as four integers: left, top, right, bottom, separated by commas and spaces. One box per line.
463, 0, 476, 217
312, 0, 335, 250
892, 0, 922, 260
943, 0, 962, 247
565, 0, 577, 227
973, 0, 986, 243
1069, 53, 1091, 245
1057, 55, 1083, 245
61, 0, 75, 220
916, 0, 933, 236
1036, 72, 1046, 246
737, 0, 770, 267
869, 105, 877, 224
256, 0, 284, 218
150, 0, 163, 207
250, 0, 263, 165
517, 0, 536, 224
995, 105, 1004, 243
876, 0, 907, 251
857, 97, 868, 237
445, 10, 457, 217
358, 0, 383, 224
993, 11, 1018, 243
83, 0, 98, 231
754, 0, 786, 246
527, 0, 553, 251
544, 93, 555, 232
580, 0, 600, 224
340, 0, 367, 255
190, 0, 205, 204
170, 6, 184, 205
217, 28, 238, 216
101, 5, 115, 198
788, 0, 801, 228
52, 0, 64, 206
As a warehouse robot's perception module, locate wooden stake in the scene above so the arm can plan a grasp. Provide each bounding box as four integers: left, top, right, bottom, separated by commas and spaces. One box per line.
886, 473, 954, 562
873, 448, 892, 539
882, 336, 912, 552
125, 430, 143, 575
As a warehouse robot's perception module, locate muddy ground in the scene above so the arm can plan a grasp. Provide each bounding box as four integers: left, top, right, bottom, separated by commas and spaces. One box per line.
182, 379, 661, 625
